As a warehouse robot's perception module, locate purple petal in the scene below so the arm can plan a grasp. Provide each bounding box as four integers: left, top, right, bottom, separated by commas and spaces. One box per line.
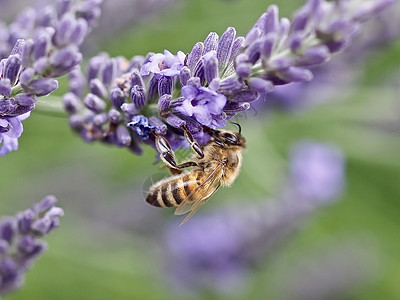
89, 78, 107, 98
203, 32, 219, 54
268, 57, 292, 71
247, 78, 274, 93
147, 76, 159, 101
53, 13, 76, 46
217, 27, 236, 71
31, 218, 52, 235
15, 94, 37, 106
23, 78, 58, 96
0, 218, 16, 244
289, 32, 303, 52
193, 106, 212, 126
130, 70, 144, 87
263, 5, 280, 34
246, 40, 261, 64
49, 45, 82, 76
353, 0, 395, 22
223, 101, 250, 114
63, 92, 82, 113
292, 6, 310, 32
19, 68, 34, 86
261, 33, 278, 59
116, 125, 131, 147
34, 195, 57, 214
0, 78, 12, 96
109, 87, 125, 109
219, 78, 244, 92
33, 57, 48, 74
236, 62, 252, 78
121, 103, 138, 116
87, 54, 108, 81
131, 85, 147, 107
297, 45, 331, 66
158, 94, 172, 112
182, 85, 198, 101
228, 37, 245, 66
158, 76, 173, 96
70, 19, 88, 45
6, 117, 24, 138
179, 66, 191, 86
93, 113, 108, 126
10, 39, 25, 57
102, 59, 116, 86
84, 93, 106, 113
244, 28, 262, 47
33, 34, 50, 60
18, 235, 37, 253
204, 92, 226, 115
108, 109, 121, 124
230, 90, 259, 103
149, 117, 167, 135
21, 39, 34, 68
187, 42, 204, 71
193, 59, 205, 82
204, 51, 218, 83
279, 67, 313, 82
209, 78, 220, 91
4, 55, 21, 84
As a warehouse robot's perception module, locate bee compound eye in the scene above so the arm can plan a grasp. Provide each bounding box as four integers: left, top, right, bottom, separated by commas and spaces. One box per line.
224, 133, 238, 144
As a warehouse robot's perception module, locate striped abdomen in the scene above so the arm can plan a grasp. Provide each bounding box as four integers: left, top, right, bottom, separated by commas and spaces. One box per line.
146, 171, 206, 208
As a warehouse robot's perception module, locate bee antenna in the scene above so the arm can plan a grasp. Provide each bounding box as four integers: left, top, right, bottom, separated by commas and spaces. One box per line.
230, 122, 242, 134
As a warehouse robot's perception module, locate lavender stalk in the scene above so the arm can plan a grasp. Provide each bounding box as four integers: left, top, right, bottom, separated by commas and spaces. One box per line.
0, 0, 103, 156
0, 195, 64, 296
64, 0, 394, 156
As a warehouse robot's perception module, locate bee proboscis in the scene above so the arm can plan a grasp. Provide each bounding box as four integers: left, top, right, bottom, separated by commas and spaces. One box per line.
146, 124, 246, 225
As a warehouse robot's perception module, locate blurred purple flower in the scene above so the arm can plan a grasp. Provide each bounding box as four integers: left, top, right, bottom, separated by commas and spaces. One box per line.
165, 214, 248, 295
0, 195, 64, 296
287, 140, 345, 204
162, 140, 346, 295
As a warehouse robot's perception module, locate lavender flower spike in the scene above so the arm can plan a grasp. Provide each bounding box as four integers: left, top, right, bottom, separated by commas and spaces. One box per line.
236, 0, 395, 89
64, 0, 393, 157
0, 0, 103, 155
0, 195, 64, 296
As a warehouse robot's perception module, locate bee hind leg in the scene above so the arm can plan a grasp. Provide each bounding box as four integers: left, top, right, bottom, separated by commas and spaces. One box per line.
154, 132, 199, 174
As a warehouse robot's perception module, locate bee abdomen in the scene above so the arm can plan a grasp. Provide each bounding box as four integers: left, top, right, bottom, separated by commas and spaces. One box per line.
146, 172, 204, 208
146, 183, 175, 208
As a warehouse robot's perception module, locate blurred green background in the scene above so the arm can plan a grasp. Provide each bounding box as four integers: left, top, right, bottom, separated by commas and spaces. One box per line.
1, 0, 400, 299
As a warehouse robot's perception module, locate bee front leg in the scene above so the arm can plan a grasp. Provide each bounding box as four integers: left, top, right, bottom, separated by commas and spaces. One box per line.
180, 123, 204, 158
154, 133, 198, 175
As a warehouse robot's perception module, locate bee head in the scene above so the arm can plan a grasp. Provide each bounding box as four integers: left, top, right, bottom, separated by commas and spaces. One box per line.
204, 126, 246, 148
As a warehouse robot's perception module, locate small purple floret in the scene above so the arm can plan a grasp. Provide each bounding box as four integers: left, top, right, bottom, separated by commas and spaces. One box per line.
140, 50, 185, 79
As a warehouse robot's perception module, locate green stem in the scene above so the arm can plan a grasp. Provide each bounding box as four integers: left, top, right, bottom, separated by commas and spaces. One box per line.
34, 96, 68, 118
11, 83, 24, 97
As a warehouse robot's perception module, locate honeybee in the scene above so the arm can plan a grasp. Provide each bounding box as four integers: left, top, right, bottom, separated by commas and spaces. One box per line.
146, 124, 246, 225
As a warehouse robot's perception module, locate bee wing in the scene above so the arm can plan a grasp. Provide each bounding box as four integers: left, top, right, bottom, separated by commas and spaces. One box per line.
173, 179, 220, 216
177, 181, 221, 226
174, 159, 226, 224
